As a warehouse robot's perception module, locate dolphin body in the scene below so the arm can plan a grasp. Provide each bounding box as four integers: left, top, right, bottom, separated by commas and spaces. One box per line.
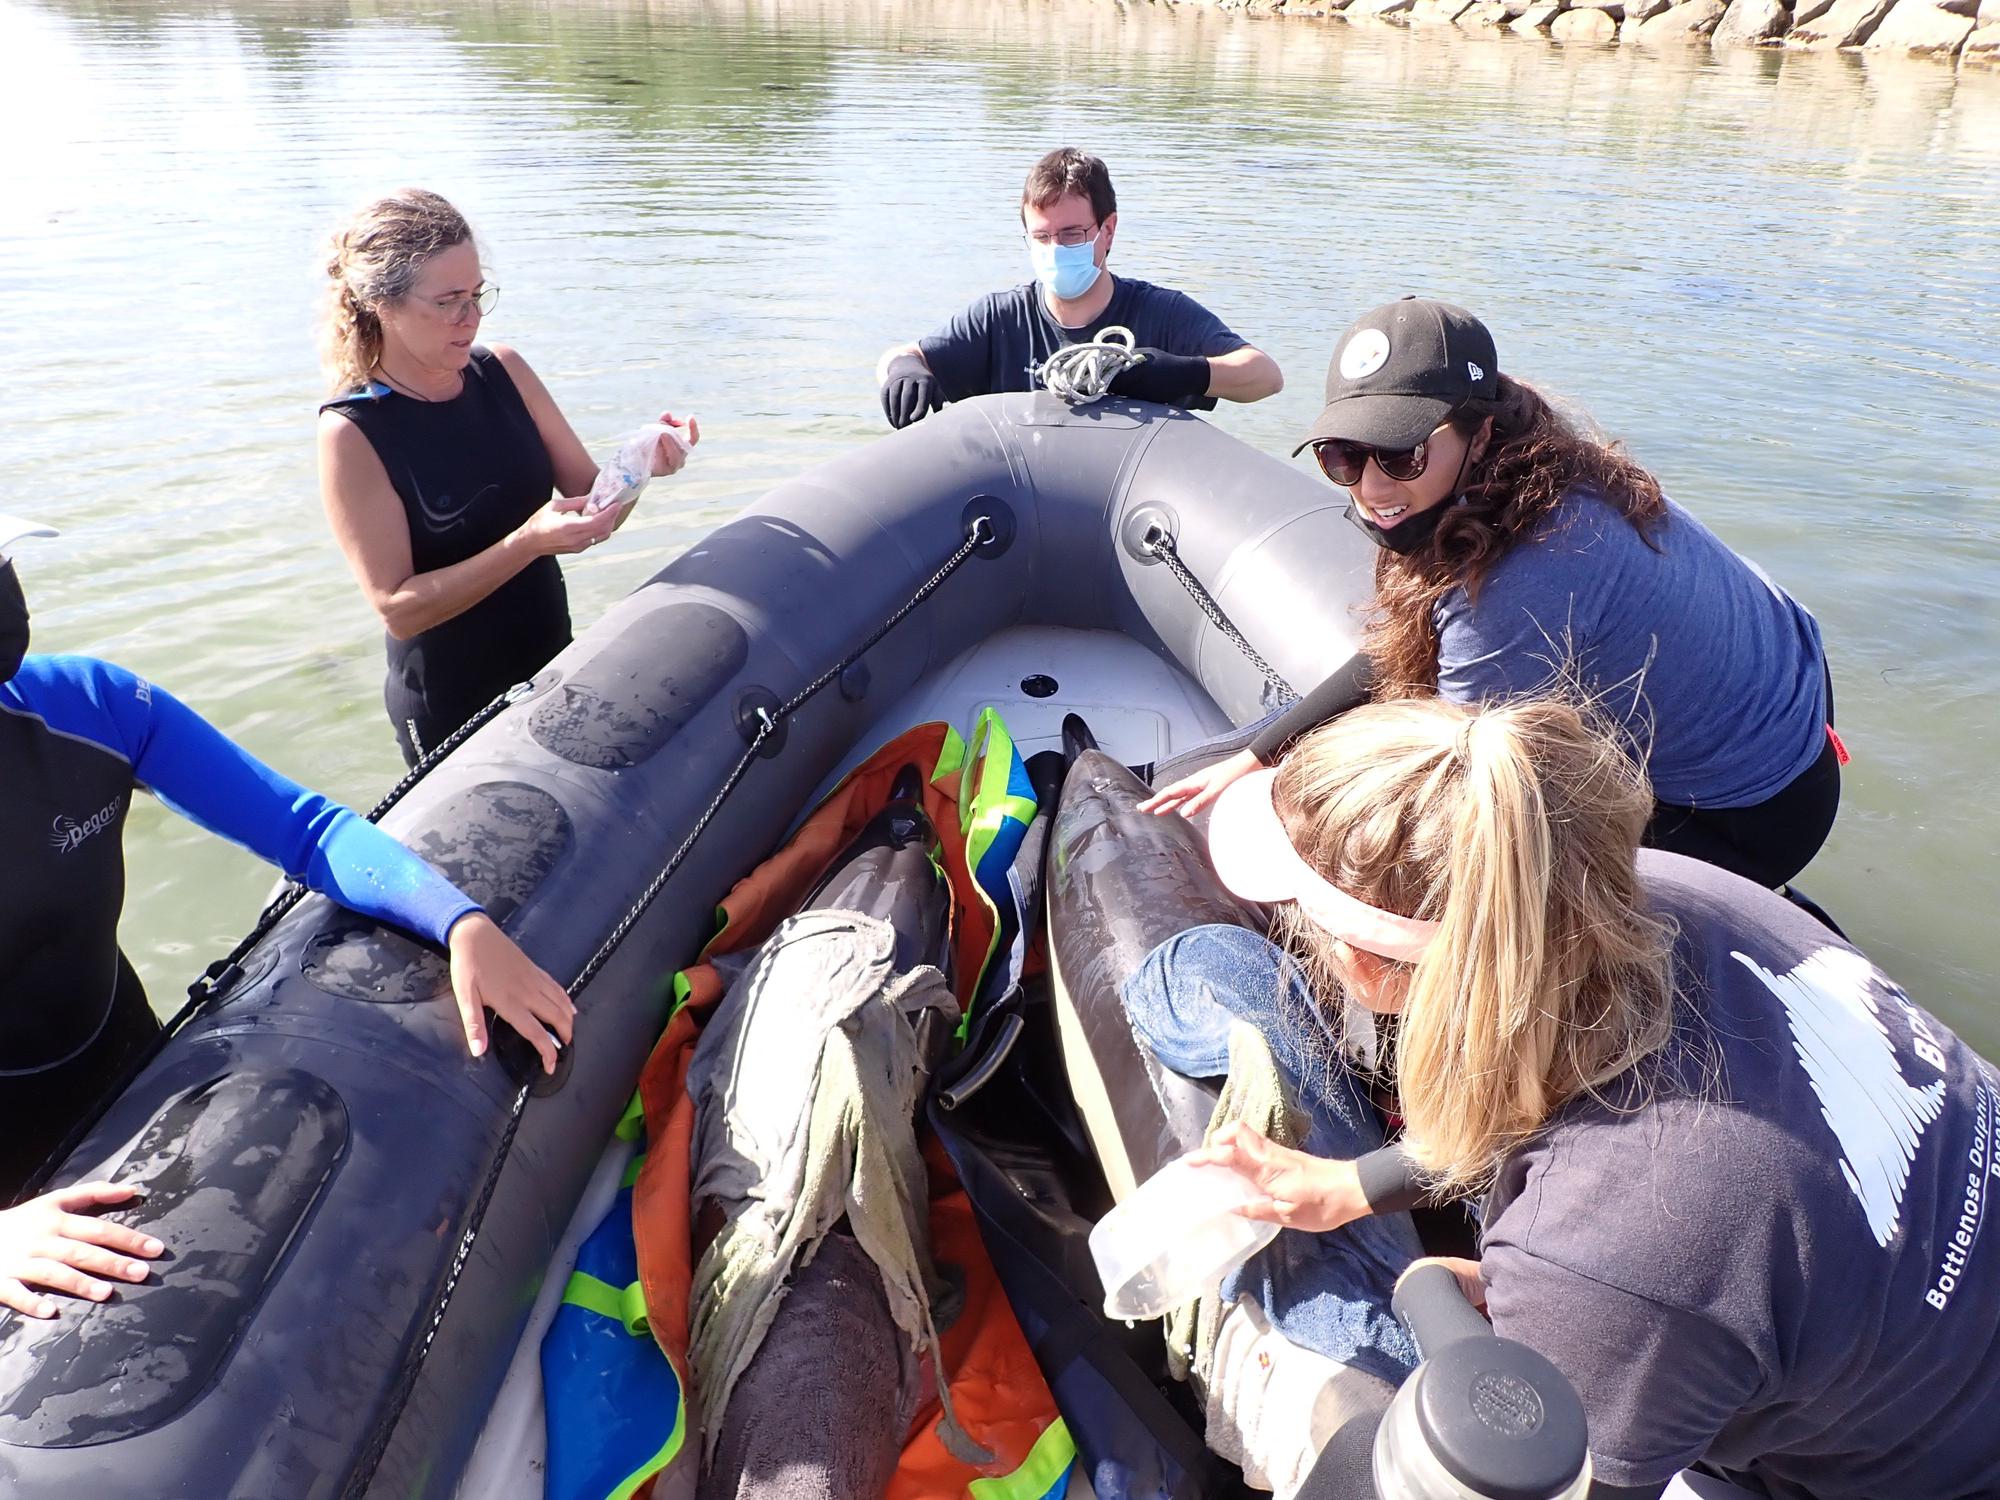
1046, 745, 1261, 1203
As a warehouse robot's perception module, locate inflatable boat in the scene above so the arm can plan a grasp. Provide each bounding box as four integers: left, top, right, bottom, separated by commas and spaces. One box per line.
0, 393, 1379, 1498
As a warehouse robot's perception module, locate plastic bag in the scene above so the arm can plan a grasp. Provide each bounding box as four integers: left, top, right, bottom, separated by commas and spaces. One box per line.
583, 422, 691, 515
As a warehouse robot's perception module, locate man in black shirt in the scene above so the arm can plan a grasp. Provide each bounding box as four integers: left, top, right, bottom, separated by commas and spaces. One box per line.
875, 147, 1282, 428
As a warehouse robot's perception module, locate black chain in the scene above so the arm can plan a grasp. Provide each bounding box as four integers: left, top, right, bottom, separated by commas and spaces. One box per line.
338, 512, 994, 1498
1143, 526, 1295, 699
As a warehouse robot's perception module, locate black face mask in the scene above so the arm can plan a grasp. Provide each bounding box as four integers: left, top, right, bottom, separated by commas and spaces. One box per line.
1344, 498, 1461, 557
0, 561, 27, 683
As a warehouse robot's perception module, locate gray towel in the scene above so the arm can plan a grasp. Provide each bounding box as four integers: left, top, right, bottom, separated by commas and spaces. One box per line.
686, 910, 988, 1467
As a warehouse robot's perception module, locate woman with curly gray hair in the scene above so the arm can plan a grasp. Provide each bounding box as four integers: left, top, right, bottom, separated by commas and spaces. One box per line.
317, 189, 695, 765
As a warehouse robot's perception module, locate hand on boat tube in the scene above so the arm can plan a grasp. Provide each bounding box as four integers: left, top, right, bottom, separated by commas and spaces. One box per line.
445, 913, 576, 1074
0, 1182, 163, 1319
1187, 1121, 1370, 1234
1137, 747, 1262, 818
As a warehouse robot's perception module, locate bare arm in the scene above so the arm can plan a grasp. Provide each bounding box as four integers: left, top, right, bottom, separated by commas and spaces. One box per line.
491, 344, 601, 500
317, 412, 615, 641
1206, 344, 1284, 404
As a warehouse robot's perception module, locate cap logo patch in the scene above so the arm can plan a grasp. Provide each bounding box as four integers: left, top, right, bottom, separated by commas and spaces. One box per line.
1467, 361, 1485, 382
1339, 329, 1391, 381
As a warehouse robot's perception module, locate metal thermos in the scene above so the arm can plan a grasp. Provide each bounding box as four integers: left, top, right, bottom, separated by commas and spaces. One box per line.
1373, 1262, 1592, 1500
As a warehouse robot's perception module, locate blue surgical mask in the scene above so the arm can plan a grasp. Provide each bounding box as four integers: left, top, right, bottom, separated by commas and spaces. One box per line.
1029, 235, 1102, 301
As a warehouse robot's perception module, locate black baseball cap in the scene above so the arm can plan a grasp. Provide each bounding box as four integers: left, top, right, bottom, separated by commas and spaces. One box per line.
1293, 297, 1501, 455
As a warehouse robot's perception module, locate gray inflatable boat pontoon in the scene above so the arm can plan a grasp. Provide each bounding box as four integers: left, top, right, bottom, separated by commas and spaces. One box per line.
0, 394, 1373, 1499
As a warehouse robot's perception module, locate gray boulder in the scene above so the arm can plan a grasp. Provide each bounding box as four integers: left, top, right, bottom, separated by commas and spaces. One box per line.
1861, 0, 1976, 44
1963, 19, 2000, 52
1411, 0, 1478, 22
1635, 0, 1729, 36
1509, 0, 1565, 24
1786, 0, 1894, 43
1455, 2, 1514, 23
1713, 0, 1793, 38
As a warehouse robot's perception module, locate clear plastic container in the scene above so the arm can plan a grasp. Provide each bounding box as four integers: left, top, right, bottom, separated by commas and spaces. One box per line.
1088, 1154, 1281, 1321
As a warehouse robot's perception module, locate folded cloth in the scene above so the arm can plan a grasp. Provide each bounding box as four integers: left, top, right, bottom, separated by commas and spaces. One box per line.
687, 910, 985, 1465
1166, 1022, 1393, 1499
1164, 1020, 1309, 1387
1203, 1294, 1395, 1499
698, 1230, 912, 1500
1126, 926, 1422, 1386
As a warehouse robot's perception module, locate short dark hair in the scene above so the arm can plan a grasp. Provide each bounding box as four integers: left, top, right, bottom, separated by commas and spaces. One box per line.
1022, 148, 1115, 224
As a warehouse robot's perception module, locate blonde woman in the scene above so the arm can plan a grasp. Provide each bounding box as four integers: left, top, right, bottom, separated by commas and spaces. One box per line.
317, 189, 696, 765
1121, 696, 2000, 1499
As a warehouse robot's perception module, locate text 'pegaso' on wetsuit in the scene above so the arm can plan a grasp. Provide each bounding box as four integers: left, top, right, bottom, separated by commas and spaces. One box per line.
1, 652, 479, 1076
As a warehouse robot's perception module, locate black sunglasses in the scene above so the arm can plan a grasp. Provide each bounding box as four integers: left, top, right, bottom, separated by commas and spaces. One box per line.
1310, 436, 1433, 487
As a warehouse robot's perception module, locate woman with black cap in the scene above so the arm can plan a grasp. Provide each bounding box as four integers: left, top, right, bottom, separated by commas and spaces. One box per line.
0, 516, 574, 1319
1142, 297, 1840, 890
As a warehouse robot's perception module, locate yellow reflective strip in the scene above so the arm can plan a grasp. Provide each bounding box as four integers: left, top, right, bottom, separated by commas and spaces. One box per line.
606, 1376, 689, 1500
932, 724, 968, 782
562, 1271, 626, 1323
993, 793, 1038, 826
563, 1271, 650, 1337
620, 1279, 650, 1336
968, 1419, 1076, 1500
616, 1090, 645, 1143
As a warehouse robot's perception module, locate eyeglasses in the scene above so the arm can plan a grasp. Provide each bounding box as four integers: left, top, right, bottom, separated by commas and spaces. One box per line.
1310, 436, 1432, 487
418, 283, 500, 322
1023, 224, 1099, 249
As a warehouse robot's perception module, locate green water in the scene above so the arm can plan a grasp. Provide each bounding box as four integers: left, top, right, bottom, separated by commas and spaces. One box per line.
2, 0, 1996, 1044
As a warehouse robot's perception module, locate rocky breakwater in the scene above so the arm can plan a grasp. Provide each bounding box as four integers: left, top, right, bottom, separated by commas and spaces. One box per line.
1217, 0, 2000, 66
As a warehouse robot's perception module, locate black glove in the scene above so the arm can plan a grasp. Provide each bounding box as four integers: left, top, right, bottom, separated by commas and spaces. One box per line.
880, 353, 940, 430
1108, 349, 1211, 406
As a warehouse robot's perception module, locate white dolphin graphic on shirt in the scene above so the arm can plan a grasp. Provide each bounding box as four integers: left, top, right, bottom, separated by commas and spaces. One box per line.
1734, 945, 1947, 1249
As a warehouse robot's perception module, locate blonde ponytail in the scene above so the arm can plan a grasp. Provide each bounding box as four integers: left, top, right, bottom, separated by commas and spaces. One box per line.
1274, 697, 1674, 1196
318, 189, 475, 396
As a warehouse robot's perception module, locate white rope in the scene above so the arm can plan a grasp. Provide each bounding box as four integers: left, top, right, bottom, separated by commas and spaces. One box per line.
1036, 324, 1146, 404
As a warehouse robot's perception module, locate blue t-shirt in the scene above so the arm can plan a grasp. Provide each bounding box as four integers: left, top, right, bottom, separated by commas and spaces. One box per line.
1434, 494, 1827, 808
1484, 852, 2000, 1498
917, 276, 1247, 410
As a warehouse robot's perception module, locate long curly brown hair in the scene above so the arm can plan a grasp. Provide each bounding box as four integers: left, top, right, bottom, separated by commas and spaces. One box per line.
1367, 374, 1667, 697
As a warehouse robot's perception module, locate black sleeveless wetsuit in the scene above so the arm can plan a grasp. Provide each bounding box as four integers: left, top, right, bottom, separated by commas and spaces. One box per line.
323, 348, 569, 766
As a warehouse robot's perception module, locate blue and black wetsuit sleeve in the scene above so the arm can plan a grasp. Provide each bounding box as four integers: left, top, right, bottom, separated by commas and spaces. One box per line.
79, 659, 481, 944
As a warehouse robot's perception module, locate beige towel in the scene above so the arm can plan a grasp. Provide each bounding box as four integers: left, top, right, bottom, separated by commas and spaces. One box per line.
1163, 1021, 1390, 1498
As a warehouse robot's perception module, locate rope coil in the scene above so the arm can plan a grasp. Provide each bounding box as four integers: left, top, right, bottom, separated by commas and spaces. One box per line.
1036, 325, 1145, 404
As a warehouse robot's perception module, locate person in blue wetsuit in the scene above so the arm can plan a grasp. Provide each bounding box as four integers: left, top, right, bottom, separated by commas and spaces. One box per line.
0, 516, 575, 1317
1130, 695, 2000, 1499
873, 147, 1283, 427
1143, 298, 1839, 891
